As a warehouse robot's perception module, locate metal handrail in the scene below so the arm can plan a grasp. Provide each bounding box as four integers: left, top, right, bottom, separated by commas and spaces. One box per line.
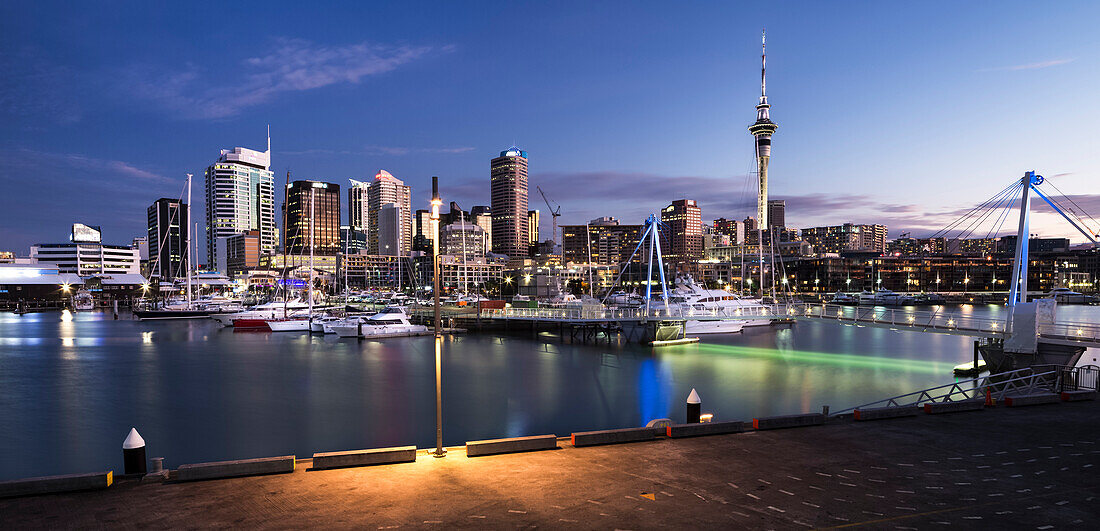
832, 367, 1059, 416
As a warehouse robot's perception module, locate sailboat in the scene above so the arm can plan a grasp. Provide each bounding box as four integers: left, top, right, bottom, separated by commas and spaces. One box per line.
267, 185, 316, 332
135, 173, 223, 320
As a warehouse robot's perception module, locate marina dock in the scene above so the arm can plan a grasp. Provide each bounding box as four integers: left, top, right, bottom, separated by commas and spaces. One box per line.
3, 397, 1098, 528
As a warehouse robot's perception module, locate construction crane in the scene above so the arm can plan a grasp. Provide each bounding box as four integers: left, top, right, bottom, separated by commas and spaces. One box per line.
537, 185, 562, 249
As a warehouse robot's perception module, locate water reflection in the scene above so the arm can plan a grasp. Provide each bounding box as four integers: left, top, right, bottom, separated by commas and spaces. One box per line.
0, 305, 1097, 481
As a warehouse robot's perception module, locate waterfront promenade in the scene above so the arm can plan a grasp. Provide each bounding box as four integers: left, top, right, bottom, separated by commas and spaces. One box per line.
3, 400, 1098, 529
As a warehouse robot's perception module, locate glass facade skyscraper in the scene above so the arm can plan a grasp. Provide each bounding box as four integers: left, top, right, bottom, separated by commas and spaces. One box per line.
204, 143, 276, 268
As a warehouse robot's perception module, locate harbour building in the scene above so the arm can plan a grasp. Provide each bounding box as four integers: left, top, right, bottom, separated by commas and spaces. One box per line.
490, 147, 529, 261
204, 137, 276, 268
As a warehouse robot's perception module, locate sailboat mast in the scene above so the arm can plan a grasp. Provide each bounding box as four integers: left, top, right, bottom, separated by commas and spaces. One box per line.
308, 186, 314, 317
186, 173, 193, 309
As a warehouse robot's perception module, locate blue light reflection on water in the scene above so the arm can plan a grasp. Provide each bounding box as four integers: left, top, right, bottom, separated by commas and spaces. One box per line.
0, 305, 1097, 481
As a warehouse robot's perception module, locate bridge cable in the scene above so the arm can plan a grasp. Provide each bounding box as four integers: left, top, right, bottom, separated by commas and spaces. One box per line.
929, 181, 1020, 241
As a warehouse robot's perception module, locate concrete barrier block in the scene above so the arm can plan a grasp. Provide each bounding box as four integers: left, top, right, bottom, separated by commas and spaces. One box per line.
176, 455, 295, 482
666, 421, 745, 438
923, 399, 984, 414
752, 413, 825, 430
1004, 393, 1062, 407
466, 435, 557, 457
312, 446, 416, 469
571, 427, 655, 447
854, 405, 921, 421
0, 471, 113, 498
1061, 390, 1097, 402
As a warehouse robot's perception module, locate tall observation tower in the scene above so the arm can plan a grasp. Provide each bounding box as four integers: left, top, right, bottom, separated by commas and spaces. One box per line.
747, 30, 777, 230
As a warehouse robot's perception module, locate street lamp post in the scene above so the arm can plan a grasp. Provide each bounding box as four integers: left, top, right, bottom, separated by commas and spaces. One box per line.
429, 176, 445, 458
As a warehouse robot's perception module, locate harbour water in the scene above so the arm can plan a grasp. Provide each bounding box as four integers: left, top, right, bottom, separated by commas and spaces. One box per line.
1, 305, 1098, 481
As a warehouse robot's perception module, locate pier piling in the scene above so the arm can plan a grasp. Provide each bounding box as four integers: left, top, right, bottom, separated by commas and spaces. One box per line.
122, 428, 147, 475
686, 389, 701, 424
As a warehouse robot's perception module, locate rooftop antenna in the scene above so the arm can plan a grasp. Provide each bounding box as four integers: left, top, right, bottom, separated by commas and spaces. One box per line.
267, 124, 271, 153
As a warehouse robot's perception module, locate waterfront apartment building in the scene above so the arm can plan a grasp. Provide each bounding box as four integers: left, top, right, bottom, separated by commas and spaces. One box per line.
661, 199, 703, 266
713, 218, 746, 244
888, 237, 947, 256
364, 170, 412, 255
561, 218, 643, 266
286, 180, 341, 257
204, 142, 276, 268
801, 223, 888, 254
490, 147, 529, 260
147, 198, 187, 280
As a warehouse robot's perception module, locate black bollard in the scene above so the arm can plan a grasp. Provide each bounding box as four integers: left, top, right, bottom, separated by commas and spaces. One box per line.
123, 428, 147, 475
686, 388, 701, 424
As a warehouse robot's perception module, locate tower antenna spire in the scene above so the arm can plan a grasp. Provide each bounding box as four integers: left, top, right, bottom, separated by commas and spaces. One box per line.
267, 124, 271, 153
760, 28, 767, 102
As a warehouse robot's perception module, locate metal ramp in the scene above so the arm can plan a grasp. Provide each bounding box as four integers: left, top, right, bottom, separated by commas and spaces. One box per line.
832, 365, 1099, 416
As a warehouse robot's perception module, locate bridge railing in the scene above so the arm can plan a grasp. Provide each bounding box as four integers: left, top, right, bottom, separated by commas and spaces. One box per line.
491, 304, 781, 321
831, 367, 1061, 416
784, 303, 1010, 335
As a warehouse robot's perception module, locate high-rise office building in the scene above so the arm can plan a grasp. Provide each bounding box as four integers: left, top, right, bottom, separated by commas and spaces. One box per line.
204, 136, 276, 268
471, 206, 492, 251
661, 199, 703, 265
147, 197, 188, 280
767, 199, 786, 229
348, 179, 370, 232
490, 147, 529, 260
376, 203, 404, 256
527, 210, 540, 245
441, 222, 487, 260
366, 170, 412, 255
286, 181, 341, 256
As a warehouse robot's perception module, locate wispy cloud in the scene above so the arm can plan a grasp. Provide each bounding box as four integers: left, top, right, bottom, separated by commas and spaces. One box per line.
1, 149, 173, 184
283, 145, 476, 156
978, 58, 1074, 72
128, 38, 443, 119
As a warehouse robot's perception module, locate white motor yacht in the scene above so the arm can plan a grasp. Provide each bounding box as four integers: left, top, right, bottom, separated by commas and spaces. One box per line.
211, 299, 310, 327
332, 306, 428, 338
668, 274, 769, 331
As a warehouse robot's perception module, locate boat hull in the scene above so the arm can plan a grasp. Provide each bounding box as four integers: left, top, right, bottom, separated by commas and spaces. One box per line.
232, 318, 272, 330
134, 310, 213, 320
267, 319, 311, 332
685, 320, 745, 334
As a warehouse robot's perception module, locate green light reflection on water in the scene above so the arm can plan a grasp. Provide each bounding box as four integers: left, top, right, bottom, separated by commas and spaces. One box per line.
665, 342, 947, 375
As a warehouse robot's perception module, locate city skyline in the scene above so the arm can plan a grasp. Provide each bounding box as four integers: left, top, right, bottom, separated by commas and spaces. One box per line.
2, 1, 1100, 253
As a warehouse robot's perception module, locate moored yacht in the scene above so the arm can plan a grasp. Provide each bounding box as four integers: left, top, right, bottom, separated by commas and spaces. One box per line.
331, 306, 428, 338
668, 274, 768, 332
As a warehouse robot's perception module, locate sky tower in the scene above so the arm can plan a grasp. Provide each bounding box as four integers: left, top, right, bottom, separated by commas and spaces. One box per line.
748, 30, 777, 229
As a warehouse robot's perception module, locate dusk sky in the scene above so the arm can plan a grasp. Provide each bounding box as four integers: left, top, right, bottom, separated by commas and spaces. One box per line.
2, 1, 1099, 257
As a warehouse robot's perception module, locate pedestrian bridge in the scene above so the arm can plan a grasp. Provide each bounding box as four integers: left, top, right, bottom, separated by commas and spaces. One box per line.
487, 303, 1100, 348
